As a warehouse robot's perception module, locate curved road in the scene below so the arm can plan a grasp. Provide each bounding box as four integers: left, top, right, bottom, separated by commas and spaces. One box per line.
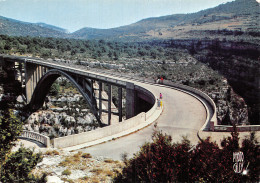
80, 80, 206, 160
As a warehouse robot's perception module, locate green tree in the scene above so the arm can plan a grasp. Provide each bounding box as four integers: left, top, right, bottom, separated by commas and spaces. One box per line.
0, 109, 45, 182
0, 109, 23, 170
113, 51, 119, 60
49, 82, 60, 96
108, 51, 113, 59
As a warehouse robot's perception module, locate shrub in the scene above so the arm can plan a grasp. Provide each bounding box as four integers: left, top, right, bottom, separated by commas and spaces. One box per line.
62, 169, 71, 176
0, 147, 44, 183
115, 131, 179, 182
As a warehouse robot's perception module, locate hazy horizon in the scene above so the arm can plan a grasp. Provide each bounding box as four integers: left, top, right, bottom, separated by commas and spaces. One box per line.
0, 0, 234, 33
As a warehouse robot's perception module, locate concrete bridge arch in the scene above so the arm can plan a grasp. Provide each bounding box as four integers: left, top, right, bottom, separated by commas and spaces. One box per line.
29, 69, 101, 124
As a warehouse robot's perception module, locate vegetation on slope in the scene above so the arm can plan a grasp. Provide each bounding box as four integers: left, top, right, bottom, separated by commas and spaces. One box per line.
0, 0, 258, 40
0, 69, 45, 182
114, 127, 260, 182
0, 16, 67, 38
1, 34, 258, 125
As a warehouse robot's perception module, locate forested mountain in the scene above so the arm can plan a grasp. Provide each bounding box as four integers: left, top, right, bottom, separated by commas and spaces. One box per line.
71, 0, 259, 40
0, 0, 259, 40
0, 16, 68, 38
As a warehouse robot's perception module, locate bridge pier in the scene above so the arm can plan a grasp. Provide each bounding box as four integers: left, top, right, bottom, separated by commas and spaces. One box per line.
126, 82, 135, 119
25, 63, 37, 103
98, 81, 103, 118
118, 87, 123, 122
108, 84, 112, 125
25, 63, 47, 104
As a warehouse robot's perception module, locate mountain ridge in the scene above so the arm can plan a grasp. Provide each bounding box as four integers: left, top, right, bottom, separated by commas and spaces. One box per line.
0, 16, 68, 38
70, 0, 260, 40
0, 0, 259, 40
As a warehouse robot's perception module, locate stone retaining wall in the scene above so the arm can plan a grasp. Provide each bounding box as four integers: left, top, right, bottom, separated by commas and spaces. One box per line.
212, 124, 260, 132
52, 112, 147, 148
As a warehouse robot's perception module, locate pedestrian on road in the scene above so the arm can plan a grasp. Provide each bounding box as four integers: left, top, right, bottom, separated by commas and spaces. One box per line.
160, 93, 163, 99
160, 100, 163, 108
160, 77, 164, 84
157, 99, 160, 108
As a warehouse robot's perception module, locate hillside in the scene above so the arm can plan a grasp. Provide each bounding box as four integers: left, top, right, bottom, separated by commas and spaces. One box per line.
35, 23, 68, 34
71, 0, 260, 41
0, 0, 258, 41
0, 16, 67, 38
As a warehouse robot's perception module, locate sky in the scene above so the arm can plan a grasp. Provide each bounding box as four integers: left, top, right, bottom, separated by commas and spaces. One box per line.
0, 0, 237, 33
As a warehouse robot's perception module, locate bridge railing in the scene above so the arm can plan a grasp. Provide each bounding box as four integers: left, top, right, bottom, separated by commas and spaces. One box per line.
19, 130, 50, 147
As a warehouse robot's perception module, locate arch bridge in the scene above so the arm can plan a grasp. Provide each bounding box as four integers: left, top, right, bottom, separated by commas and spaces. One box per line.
0, 55, 155, 126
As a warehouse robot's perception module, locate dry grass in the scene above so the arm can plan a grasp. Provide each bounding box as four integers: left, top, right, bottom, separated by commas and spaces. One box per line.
90, 168, 103, 175
45, 150, 60, 156
62, 86, 79, 95
104, 159, 115, 163
91, 177, 99, 183
59, 152, 86, 167
34, 150, 125, 183
59, 157, 73, 167
82, 153, 92, 159
61, 178, 74, 183
103, 168, 114, 177
74, 151, 82, 157
80, 176, 89, 181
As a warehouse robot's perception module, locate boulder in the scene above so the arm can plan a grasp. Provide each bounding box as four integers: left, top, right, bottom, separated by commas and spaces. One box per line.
76, 126, 84, 133
16, 95, 24, 103
46, 175, 64, 183
81, 109, 88, 113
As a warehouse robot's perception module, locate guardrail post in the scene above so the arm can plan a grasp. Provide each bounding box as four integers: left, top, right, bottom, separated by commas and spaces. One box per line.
46, 137, 50, 148
210, 121, 215, 131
